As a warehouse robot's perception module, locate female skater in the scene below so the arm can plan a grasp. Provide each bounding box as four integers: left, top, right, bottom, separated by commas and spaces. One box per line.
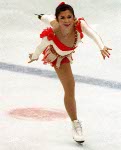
28, 2, 112, 143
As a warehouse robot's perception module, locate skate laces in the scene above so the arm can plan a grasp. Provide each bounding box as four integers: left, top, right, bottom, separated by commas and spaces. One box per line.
72, 120, 84, 142
73, 120, 82, 132
73, 120, 82, 129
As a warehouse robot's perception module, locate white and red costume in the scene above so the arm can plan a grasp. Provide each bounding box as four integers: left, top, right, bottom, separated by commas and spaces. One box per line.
32, 15, 104, 68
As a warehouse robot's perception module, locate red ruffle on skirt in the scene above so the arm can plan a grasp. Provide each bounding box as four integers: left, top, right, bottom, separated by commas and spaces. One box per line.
42, 54, 71, 67
41, 45, 73, 68
51, 57, 70, 66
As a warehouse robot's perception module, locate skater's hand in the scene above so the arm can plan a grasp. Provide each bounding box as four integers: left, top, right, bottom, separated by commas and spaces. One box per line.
100, 46, 112, 60
28, 53, 38, 63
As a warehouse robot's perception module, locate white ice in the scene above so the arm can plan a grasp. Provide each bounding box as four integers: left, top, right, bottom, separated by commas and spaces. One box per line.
0, 0, 121, 150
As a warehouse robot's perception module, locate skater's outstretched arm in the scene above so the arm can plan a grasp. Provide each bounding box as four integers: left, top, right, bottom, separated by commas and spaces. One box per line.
28, 37, 48, 63
80, 20, 112, 59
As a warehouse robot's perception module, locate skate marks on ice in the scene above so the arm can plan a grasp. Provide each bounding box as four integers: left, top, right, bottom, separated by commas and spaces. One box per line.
0, 62, 121, 90
8, 107, 68, 121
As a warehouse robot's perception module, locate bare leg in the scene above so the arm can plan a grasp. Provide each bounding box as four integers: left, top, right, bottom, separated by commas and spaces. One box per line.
54, 63, 77, 121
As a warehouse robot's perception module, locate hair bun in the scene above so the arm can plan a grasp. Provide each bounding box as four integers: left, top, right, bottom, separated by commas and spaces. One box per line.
58, 2, 65, 6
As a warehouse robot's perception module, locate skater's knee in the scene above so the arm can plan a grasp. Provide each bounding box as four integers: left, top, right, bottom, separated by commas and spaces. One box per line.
65, 79, 75, 89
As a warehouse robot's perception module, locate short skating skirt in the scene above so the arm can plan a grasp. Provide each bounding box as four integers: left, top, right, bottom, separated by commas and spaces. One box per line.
42, 45, 73, 68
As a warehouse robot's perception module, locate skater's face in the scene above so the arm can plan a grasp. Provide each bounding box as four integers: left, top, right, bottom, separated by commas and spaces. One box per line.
57, 10, 75, 30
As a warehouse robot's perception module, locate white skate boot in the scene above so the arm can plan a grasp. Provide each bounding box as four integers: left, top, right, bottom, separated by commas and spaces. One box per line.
72, 120, 85, 143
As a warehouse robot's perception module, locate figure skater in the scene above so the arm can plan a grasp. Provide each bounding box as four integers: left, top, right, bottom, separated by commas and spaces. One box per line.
28, 2, 112, 143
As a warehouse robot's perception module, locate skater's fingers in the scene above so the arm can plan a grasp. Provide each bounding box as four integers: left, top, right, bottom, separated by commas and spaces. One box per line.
28, 58, 38, 63
106, 50, 111, 55
28, 60, 32, 63
103, 50, 110, 57
103, 46, 112, 51
106, 47, 112, 50
101, 53, 105, 60
101, 50, 110, 59
29, 53, 33, 59
28, 60, 35, 63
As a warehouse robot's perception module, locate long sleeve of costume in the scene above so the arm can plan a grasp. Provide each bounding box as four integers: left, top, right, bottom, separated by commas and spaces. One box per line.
81, 20, 104, 50
32, 37, 49, 60
41, 14, 55, 25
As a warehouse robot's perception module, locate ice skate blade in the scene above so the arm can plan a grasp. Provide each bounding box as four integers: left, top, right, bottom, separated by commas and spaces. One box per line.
73, 138, 85, 144
76, 140, 84, 144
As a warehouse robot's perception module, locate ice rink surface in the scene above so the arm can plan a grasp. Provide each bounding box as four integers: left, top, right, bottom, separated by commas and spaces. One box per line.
0, 0, 121, 149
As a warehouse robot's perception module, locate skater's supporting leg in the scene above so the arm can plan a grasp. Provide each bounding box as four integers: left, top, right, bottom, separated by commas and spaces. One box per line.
54, 63, 84, 143
54, 63, 77, 121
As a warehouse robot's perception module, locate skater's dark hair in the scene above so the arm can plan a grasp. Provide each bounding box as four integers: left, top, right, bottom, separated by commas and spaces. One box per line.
55, 2, 75, 21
